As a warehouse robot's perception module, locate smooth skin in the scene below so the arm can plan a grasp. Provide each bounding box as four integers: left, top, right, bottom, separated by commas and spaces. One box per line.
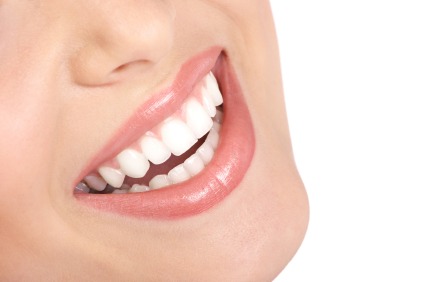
0, 1, 308, 280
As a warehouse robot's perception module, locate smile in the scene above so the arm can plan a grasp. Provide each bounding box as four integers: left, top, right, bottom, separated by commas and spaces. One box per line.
74, 47, 255, 219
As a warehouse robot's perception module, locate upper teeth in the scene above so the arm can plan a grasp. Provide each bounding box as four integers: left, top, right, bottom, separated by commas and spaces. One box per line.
98, 167, 125, 188
84, 72, 223, 192
205, 72, 223, 106
116, 149, 150, 178
160, 117, 197, 156
185, 98, 214, 138
140, 134, 171, 165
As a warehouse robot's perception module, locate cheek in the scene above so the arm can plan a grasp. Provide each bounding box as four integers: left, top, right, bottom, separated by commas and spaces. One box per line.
0, 82, 68, 276
0, 78, 59, 217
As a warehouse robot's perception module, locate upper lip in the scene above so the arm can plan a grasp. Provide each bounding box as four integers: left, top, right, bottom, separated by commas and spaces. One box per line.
74, 47, 255, 219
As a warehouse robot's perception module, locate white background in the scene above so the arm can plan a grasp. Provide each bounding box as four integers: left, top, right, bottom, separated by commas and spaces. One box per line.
270, 1, 425, 281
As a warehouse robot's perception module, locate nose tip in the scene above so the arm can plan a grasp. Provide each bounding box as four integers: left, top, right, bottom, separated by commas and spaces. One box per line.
71, 1, 175, 86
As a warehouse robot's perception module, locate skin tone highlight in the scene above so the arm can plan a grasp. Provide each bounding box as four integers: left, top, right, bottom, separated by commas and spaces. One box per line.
0, 1, 309, 280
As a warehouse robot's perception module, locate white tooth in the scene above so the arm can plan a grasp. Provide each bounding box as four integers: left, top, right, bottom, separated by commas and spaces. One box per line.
212, 121, 221, 132
205, 128, 219, 149
196, 143, 214, 165
168, 164, 191, 184
98, 167, 125, 188
149, 174, 171, 189
112, 189, 128, 194
185, 98, 213, 138
116, 149, 150, 178
201, 87, 217, 117
184, 153, 205, 176
139, 134, 171, 165
160, 118, 197, 156
206, 72, 223, 106
84, 175, 107, 191
75, 182, 90, 193
129, 184, 150, 193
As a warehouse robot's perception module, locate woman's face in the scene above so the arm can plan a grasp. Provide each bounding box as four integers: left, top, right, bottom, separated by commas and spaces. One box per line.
0, 0, 308, 280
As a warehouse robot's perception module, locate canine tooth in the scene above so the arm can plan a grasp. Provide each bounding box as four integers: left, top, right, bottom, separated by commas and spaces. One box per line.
196, 143, 214, 165
168, 164, 191, 184
140, 135, 171, 165
84, 175, 107, 191
161, 118, 197, 156
184, 154, 205, 176
205, 128, 219, 149
206, 72, 223, 106
201, 88, 217, 117
75, 182, 90, 193
117, 149, 150, 178
149, 174, 171, 189
129, 184, 150, 193
185, 98, 213, 138
98, 167, 125, 188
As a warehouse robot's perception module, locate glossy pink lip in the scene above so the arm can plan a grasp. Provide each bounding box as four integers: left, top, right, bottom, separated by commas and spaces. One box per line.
74, 47, 255, 219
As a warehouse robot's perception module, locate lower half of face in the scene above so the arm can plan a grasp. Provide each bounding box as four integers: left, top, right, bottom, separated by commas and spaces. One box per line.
0, 0, 308, 280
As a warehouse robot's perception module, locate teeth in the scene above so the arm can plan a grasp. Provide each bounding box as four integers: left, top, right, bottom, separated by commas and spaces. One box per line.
84, 174, 107, 191
140, 134, 171, 165
184, 153, 205, 176
206, 72, 223, 106
168, 164, 191, 184
185, 98, 213, 138
84, 72, 225, 194
160, 118, 197, 156
116, 149, 150, 178
129, 184, 150, 193
98, 167, 125, 188
201, 87, 217, 117
196, 142, 214, 165
205, 128, 219, 149
149, 174, 171, 189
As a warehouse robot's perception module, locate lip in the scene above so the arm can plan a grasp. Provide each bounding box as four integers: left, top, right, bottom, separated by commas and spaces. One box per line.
74, 47, 255, 219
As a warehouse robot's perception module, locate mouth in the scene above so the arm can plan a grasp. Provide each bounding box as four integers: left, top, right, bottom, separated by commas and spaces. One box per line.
73, 47, 255, 219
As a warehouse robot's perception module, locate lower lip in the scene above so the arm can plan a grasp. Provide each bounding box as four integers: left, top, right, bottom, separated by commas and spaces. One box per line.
75, 52, 255, 219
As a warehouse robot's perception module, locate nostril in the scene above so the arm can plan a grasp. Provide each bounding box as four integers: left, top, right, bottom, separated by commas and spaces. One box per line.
114, 63, 133, 73
113, 59, 152, 72
108, 60, 153, 82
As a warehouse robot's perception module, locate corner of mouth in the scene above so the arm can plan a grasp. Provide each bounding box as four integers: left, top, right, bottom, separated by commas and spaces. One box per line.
73, 47, 256, 219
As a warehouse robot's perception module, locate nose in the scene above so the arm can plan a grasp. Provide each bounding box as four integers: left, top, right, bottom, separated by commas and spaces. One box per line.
71, 1, 175, 86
